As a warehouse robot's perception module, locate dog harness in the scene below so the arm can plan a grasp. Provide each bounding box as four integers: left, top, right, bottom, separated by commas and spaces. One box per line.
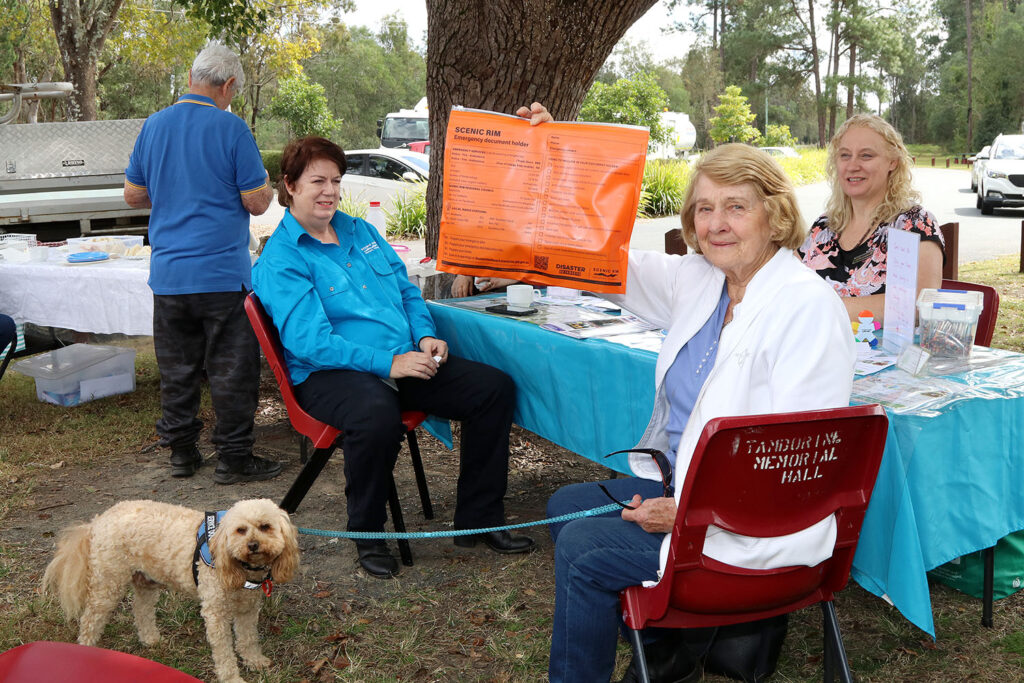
193, 511, 273, 595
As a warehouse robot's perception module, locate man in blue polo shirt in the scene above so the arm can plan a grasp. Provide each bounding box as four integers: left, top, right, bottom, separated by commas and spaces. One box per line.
124, 42, 281, 484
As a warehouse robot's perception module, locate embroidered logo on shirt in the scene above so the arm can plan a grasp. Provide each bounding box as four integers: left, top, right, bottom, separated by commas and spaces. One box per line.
360, 241, 380, 255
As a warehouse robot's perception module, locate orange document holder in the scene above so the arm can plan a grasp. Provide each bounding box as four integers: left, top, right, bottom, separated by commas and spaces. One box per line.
437, 108, 649, 293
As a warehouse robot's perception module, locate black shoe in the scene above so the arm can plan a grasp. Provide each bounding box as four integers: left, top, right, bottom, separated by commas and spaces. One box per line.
453, 530, 535, 554
617, 632, 700, 683
355, 540, 399, 579
169, 445, 203, 478
213, 455, 282, 484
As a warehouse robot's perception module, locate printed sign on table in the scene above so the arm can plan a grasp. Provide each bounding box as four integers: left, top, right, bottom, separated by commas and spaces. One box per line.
882, 227, 920, 354
437, 108, 649, 293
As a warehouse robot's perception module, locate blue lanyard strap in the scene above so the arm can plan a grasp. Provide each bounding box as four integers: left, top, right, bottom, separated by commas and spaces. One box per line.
297, 501, 626, 539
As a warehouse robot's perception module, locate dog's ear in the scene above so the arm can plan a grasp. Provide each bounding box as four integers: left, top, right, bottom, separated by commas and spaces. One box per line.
209, 523, 248, 590
271, 508, 300, 583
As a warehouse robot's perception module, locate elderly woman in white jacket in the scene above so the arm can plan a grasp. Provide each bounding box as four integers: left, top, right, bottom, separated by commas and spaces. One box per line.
545, 142, 856, 683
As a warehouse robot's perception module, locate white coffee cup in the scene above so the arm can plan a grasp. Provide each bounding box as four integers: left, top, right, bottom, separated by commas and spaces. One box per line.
506, 284, 539, 310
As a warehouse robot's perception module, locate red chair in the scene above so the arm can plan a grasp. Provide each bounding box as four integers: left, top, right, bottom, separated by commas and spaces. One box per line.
0, 641, 201, 682
244, 293, 433, 566
940, 279, 1000, 347
620, 404, 889, 683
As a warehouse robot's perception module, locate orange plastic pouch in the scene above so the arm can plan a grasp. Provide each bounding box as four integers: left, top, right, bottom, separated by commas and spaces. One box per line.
437, 108, 649, 293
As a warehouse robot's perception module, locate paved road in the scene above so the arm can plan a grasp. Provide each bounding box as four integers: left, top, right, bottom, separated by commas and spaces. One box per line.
255, 166, 1024, 267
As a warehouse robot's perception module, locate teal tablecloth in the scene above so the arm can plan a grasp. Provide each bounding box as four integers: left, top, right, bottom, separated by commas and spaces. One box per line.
428, 297, 1024, 638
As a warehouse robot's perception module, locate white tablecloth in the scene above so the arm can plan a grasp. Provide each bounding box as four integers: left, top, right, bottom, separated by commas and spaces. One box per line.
0, 258, 152, 335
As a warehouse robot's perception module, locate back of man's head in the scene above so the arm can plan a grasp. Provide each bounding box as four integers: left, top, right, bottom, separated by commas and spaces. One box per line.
191, 41, 245, 92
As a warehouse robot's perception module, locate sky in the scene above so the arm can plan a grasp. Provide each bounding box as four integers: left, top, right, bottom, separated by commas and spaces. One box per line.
340, 1, 694, 64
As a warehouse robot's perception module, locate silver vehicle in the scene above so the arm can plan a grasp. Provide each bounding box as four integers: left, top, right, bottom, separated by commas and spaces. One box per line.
341, 148, 429, 213
976, 134, 1024, 215
760, 146, 800, 159
969, 145, 990, 192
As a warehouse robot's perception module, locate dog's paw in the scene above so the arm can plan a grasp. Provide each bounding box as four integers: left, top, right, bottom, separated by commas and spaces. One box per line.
242, 653, 271, 669
138, 631, 161, 647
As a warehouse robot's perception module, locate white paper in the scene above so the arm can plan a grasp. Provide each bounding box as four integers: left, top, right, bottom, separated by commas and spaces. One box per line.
882, 228, 920, 354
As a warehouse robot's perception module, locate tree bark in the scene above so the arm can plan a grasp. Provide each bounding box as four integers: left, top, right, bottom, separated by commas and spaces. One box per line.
423, 0, 658, 259
48, 0, 125, 121
966, 0, 974, 148
846, 41, 856, 118
808, 0, 825, 146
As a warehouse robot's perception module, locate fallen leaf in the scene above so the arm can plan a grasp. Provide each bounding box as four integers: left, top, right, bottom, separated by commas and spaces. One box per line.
331, 655, 350, 669
308, 657, 329, 675
312, 590, 332, 599
324, 632, 348, 643
338, 601, 353, 615
473, 637, 485, 646
37, 513, 50, 520
49, 461, 65, 469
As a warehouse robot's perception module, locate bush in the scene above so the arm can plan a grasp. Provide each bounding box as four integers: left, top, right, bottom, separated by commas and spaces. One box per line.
261, 150, 283, 184
775, 148, 828, 186
639, 159, 691, 217
338, 194, 368, 219
384, 182, 427, 238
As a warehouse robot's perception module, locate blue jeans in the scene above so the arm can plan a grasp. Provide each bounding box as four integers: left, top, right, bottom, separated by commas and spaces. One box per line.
547, 477, 667, 683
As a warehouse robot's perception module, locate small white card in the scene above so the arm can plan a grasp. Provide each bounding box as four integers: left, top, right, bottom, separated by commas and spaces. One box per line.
896, 344, 930, 375
882, 227, 920, 354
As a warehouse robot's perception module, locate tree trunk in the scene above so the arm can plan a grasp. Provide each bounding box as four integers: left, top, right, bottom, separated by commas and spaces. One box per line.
423, 0, 657, 259
827, 8, 841, 139
846, 41, 856, 118
48, 0, 125, 121
808, 0, 825, 146
966, 0, 974, 148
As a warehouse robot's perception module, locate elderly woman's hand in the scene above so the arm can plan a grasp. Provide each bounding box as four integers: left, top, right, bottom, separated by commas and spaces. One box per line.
451, 275, 475, 298
390, 351, 440, 379
621, 495, 677, 534
515, 102, 553, 126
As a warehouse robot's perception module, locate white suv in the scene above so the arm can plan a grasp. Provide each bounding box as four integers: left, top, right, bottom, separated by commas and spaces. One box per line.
977, 134, 1024, 215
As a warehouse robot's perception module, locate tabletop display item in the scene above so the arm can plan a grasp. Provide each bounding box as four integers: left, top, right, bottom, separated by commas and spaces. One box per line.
66, 251, 110, 264
916, 288, 984, 359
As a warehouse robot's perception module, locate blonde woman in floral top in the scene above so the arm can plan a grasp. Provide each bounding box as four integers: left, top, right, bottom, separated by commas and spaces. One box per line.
797, 114, 944, 323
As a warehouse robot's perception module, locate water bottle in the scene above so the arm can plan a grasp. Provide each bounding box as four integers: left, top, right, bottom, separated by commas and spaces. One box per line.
366, 201, 385, 236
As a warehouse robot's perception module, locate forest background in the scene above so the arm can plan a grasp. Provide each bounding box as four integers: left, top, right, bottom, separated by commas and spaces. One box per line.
1, 0, 1021, 156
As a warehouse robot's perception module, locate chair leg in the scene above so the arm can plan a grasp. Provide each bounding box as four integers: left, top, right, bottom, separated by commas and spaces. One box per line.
280, 446, 335, 514
982, 545, 995, 628
388, 475, 414, 567
626, 627, 651, 683
406, 430, 434, 520
821, 601, 853, 683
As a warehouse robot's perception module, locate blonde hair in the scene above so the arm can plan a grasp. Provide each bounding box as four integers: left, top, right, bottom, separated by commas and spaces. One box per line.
679, 143, 806, 252
823, 114, 919, 234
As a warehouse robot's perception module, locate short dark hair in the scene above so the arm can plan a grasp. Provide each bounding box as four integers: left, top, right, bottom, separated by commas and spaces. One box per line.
277, 137, 347, 208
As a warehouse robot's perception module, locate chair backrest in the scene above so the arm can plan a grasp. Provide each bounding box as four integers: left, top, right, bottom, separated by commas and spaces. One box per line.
664, 228, 687, 256
0, 313, 15, 382
939, 222, 959, 280
243, 293, 340, 448
622, 404, 888, 630
940, 279, 1000, 347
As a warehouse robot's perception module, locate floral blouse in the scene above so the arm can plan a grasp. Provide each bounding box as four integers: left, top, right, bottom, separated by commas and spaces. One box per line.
797, 205, 944, 297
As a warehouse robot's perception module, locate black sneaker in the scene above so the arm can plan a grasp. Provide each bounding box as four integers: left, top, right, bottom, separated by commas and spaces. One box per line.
213, 455, 283, 485
169, 445, 203, 478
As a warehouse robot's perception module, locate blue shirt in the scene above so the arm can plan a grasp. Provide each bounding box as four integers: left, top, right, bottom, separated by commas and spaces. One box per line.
251, 209, 436, 384
664, 282, 730, 487
125, 94, 268, 295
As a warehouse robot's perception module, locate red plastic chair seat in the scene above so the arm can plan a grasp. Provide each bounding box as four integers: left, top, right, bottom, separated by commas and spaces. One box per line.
0, 641, 201, 682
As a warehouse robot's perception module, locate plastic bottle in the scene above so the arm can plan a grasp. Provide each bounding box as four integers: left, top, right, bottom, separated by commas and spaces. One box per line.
366, 201, 385, 236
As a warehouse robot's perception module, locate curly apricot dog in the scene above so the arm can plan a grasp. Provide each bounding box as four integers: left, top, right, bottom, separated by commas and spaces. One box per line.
43, 499, 299, 683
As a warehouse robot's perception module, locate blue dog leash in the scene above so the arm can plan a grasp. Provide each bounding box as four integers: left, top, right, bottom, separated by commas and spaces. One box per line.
296, 501, 626, 540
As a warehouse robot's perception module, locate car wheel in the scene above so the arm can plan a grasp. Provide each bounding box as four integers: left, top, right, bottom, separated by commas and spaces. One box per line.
976, 194, 983, 210
981, 198, 995, 215
971, 179, 977, 192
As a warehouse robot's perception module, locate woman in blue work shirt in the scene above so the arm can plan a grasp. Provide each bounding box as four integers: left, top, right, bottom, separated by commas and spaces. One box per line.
252, 137, 533, 579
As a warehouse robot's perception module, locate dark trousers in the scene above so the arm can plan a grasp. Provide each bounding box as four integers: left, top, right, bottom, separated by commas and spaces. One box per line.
152, 291, 260, 467
294, 355, 515, 532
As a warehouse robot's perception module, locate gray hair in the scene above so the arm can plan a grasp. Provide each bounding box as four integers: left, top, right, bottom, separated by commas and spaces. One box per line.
191, 41, 245, 91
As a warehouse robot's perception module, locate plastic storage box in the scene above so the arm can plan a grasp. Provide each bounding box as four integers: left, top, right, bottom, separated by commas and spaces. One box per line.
916, 288, 984, 358
13, 344, 136, 406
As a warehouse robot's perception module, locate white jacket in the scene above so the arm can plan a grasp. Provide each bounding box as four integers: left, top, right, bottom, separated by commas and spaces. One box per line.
607, 247, 856, 579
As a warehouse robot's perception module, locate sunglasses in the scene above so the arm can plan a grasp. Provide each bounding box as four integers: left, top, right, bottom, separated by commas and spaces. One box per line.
599, 448, 674, 510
